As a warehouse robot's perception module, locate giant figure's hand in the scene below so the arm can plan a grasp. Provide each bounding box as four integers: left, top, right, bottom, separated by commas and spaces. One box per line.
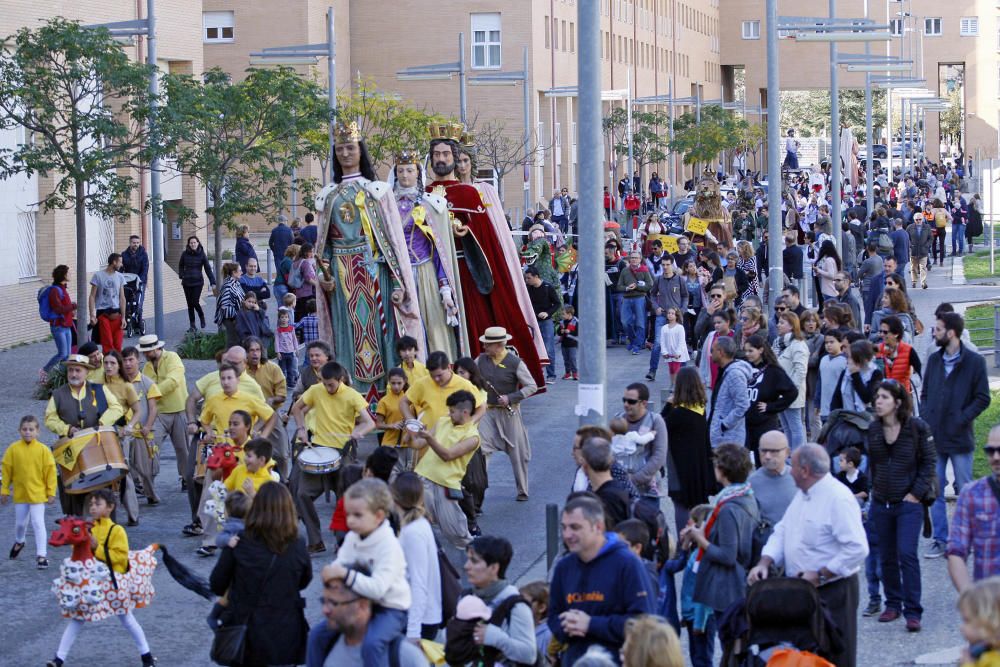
390, 289, 404, 305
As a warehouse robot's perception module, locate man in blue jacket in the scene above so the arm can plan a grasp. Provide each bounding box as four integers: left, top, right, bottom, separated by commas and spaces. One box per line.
548, 493, 655, 664
268, 214, 294, 265
921, 311, 991, 559
120, 235, 149, 320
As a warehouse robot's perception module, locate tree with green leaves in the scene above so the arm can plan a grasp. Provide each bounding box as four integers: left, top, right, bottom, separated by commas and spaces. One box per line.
159, 67, 328, 278
611, 109, 671, 175
0, 18, 154, 315
669, 104, 747, 170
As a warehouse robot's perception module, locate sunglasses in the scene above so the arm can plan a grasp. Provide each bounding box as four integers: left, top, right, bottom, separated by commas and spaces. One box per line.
775, 307, 787, 312
984, 446, 1000, 457
879, 329, 891, 335
622, 397, 640, 405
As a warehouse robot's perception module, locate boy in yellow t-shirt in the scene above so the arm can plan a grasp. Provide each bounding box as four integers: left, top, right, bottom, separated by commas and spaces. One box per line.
397, 335, 429, 385
411, 389, 480, 549
198, 363, 278, 440
2, 415, 56, 568
225, 438, 278, 497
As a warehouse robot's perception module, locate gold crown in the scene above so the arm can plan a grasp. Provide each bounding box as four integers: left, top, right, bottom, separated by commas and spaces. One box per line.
460, 131, 475, 148
334, 120, 361, 144
428, 121, 465, 142
395, 148, 421, 165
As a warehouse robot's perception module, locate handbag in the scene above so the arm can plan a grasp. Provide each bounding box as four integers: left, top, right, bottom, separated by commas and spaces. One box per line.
210, 553, 277, 666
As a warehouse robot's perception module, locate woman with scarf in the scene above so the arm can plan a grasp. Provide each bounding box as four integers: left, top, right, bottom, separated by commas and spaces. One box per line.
682, 444, 759, 663
832, 339, 884, 414
214, 262, 246, 350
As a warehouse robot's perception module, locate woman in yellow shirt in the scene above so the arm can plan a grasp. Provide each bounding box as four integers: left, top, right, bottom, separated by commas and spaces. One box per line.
102, 352, 147, 526
2, 415, 56, 568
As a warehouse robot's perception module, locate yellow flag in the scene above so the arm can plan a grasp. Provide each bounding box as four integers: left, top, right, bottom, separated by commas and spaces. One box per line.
53, 438, 89, 471
686, 216, 709, 235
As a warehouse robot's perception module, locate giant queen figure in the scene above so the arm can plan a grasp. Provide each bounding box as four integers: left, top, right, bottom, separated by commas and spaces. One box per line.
426, 123, 547, 385
314, 121, 424, 405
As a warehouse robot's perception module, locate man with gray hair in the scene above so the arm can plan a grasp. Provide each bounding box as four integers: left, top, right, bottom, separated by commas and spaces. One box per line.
268, 213, 293, 269
708, 336, 752, 448
748, 443, 869, 667
580, 437, 630, 530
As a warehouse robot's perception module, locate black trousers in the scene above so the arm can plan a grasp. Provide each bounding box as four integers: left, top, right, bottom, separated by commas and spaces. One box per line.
183, 284, 205, 326
819, 573, 859, 667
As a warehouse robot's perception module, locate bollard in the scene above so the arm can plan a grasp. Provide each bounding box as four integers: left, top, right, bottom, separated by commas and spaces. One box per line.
265, 248, 273, 284
546, 503, 559, 571
993, 304, 1000, 369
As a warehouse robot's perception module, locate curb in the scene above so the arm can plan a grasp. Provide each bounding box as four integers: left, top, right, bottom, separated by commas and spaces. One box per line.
952, 255, 966, 285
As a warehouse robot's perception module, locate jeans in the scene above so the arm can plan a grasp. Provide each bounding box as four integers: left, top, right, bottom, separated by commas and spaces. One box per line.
931, 451, 974, 544
952, 223, 966, 254
648, 313, 667, 373
610, 292, 625, 342
871, 500, 924, 619
551, 214, 568, 233
865, 518, 882, 602
278, 352, 299, 387
273, 283, 289, 310
779, 407, 806, 450
45, 325, 73, 371
688, 613, 716, 667
620, 297, 647, 352
538, 317, 556, 378
562, 345, 578, 374
932, 229, 946, 263
361, 607, 408, 667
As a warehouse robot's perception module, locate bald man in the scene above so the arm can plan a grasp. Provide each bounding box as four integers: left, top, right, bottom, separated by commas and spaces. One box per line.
747, 431, 797, 530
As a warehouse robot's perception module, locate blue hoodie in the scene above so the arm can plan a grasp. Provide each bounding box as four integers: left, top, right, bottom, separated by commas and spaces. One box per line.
547, 533, 656, 665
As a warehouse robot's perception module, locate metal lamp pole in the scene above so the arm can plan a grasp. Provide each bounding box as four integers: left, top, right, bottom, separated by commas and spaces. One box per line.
766, 0, 784, 312
829, 0, 842, 254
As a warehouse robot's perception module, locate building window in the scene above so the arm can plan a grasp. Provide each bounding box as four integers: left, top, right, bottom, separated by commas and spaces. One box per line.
890, 19, 903, 36
471, 13, 501, 68
960, 17, 979, 36
552, 18, 559, 50
203, 11, 234, 43
924, 17, 942, 36
742, 20, 760, 40
544, 16, 550, 48
570, 23, 575, 52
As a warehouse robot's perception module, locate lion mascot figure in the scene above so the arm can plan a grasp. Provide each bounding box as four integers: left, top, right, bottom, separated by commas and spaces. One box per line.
683, 170, 733, 251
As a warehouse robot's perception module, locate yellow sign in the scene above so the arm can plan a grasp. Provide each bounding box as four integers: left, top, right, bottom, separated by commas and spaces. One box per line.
649, 234, 679, 254
686, 216, 709, 236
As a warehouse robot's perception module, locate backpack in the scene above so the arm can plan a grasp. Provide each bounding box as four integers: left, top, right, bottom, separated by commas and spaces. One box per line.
869, 228, 893, 256
934, 210, 948, 229
733, 497, 771, 566
287, 260, 305, 289
38, 285, 60, 323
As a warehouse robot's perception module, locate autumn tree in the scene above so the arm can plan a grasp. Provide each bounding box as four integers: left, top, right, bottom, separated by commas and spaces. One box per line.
469, 119, 547, 204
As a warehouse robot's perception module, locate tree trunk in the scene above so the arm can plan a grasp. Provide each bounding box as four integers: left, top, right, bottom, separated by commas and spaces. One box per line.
75, 181, 89, 341
213, 213, 223, 284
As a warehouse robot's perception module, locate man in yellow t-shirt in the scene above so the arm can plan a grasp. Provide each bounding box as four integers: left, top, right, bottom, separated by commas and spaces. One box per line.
196, 364, 278, 441
289, 360, 375, 553
411, 389, 480, 549
400, 351, 485, 429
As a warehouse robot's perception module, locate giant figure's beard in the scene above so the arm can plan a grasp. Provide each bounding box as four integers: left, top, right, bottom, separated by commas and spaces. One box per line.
432, 160, 455, 177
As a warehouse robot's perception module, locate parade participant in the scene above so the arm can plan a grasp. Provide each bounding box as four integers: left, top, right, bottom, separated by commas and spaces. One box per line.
244, 336, 291, 479
121, 348, 160, 507
77, 341, 106, 384
396, 335, 429, 387
100, 351, 144, 526
197, 363, 278, 443
290, 360, 375, 554
139, 335, 188, 485
313, 120, 424, 403
475, 327, 538, 502
290, 340, 333, 403
192, 410, 254, 552
88, 253, 127, 354
426, 124, 546, 385
400, 351, 485, 430
44, 354, 125, 516
2, 415, 56, 569
222, 437, 276, 497
392, 147, 461, 358
410, 389, 481, 549
47, 489, 157, 667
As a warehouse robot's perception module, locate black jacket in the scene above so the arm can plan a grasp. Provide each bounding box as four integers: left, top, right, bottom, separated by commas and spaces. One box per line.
210, 534, 312, 666
920, 344, 991, 454
526, 280, 561, 318
120, 247, 149, 283
662, 403, 718, 509
178, 248, 216, 288
745, 363, 798, 429
867, 417, 937, 503
783, 245, 804, 279
594, 478, 631, 530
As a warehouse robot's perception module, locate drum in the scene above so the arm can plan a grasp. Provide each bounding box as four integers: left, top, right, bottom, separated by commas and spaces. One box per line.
57, 427, 128, 494
296, 445, 342, 475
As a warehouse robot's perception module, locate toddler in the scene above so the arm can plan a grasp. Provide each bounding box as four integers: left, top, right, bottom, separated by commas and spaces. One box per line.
274, 306, 299, 388
608, 416, 655, 461
519, 580, 553, 664
680, 504, 714, 667
3, 415, 56, 569
328, 463, 364, 546
958, 578, 1000, 666
556, 305, 579, 380
322, 478, 411, 667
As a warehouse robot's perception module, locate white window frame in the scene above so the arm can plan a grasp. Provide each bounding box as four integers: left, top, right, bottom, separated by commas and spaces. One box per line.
471, 13, 502, 69
742, 20, 761, 40
924, 17, 942, 37
889, 19, 903, 36
203, 11, 234, 43
959, 17, 979, 36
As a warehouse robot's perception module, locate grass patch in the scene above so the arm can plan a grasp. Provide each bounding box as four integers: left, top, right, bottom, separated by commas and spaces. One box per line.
963, 302, 997, 349
962, 250, 995, 280
973, 391, 1000, 479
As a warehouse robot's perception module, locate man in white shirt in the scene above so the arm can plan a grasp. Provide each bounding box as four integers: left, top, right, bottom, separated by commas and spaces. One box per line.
748, 443, 868, 667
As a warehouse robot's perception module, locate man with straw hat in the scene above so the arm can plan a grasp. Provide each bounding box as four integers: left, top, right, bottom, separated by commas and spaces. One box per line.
44, 354, 125, 515
138, 334, 189, 492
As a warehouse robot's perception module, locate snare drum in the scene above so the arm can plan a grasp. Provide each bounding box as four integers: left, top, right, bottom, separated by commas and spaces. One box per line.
296, 445, 342, 475
57, 427, 129, 494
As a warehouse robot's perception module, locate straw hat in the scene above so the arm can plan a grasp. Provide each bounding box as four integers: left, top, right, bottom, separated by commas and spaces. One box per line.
479, 326, 513, 344
136, 334, 166, 352
63, 354, 93, 370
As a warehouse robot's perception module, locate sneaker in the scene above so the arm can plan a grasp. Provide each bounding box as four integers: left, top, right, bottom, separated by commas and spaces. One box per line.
182, 522, 204, 537
37, 556, 49, 569
912, 282, 917, 288
9, 541, 24, 560
127, 518, 139, 527
878, 609, 901, 623
469, 524, 482, 537
906, 617, 922, 632
572, 372, 579, 380
546, 377, 556, 385
922, 283, 928, 289
516, 493, 529, 501
141, 652, 157, 666
195, 546, 217, 558
645, 371, 656, 381
307, 541, 327, 555
562, 373, 573, 380
46, 658, 64, 667
631, 349, 640, 355
863, 600, 882, 617
924, 540, 947, 558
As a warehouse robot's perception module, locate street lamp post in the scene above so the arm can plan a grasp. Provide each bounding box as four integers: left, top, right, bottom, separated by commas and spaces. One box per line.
396, 33, 468, 126
766, 0, 783, 313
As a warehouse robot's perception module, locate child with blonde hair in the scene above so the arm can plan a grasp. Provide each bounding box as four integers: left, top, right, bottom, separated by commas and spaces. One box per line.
958, 577, 1000, 666
322, 477, 411, 667
2, 415, 56, 569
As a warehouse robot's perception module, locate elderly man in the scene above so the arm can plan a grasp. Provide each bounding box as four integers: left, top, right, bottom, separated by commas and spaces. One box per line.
747, 431, 797, 533
748, 444, 868, 667
547, 494, 655, 664
44, 354, 125, 516
140, 334, 188, 485
948, 425, 1000, 591
306, 564, 425, 667
476, 327, 538, 501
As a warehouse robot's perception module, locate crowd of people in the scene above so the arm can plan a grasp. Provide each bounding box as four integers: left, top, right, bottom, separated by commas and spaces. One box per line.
6, 136, 1000, 667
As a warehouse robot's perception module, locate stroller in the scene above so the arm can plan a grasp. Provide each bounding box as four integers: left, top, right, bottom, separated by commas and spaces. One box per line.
719, 578, 843, 667
122, 272, 146, 338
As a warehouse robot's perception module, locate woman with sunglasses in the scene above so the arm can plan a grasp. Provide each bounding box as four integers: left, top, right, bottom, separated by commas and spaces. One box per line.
867, 380, 936, 632
869, 287, 915, 345
742, 334, 797, 460
876, 315, 921, 394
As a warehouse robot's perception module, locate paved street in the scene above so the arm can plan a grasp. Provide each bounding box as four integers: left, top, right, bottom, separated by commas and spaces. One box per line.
1, 257, 998, 665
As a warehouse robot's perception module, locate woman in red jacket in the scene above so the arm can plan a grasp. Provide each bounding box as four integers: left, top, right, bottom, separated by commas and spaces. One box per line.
41, 264, 76, 379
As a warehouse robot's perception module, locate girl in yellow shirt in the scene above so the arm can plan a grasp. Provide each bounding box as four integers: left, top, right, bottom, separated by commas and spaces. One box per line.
375, 368, 408, 446
2, 416, 56, 568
